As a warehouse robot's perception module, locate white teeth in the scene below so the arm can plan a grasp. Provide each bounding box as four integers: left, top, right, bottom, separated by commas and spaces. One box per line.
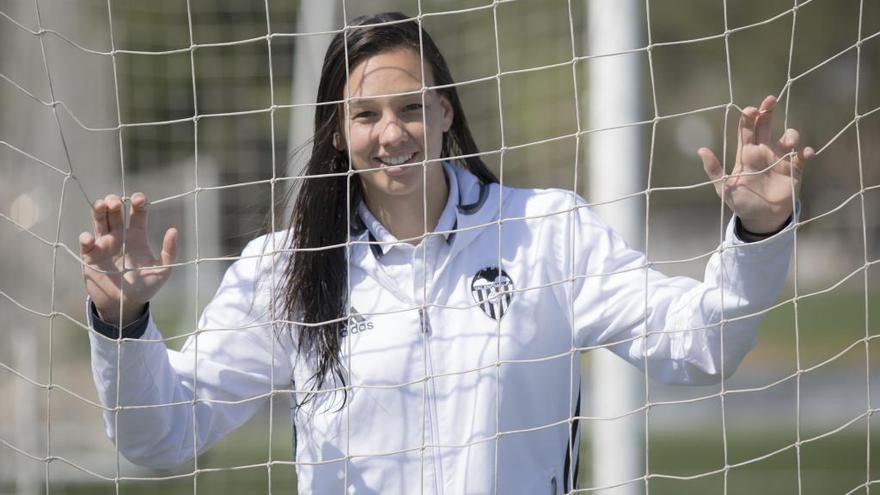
379, 153, 414, 166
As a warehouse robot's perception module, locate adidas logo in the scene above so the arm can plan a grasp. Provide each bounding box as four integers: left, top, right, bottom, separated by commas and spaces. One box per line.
339, 307, 374, 338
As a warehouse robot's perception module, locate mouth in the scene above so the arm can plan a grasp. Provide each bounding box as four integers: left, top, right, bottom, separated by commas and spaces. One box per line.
374, 152, 417, 167
373, 152, 419, 176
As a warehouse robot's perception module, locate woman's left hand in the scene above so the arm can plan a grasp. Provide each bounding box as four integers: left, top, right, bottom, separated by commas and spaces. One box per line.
698, 95, 816, 234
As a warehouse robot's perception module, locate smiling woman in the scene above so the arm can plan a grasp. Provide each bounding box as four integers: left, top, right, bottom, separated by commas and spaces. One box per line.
80, 10, 815, 495
339, 47, 453, 241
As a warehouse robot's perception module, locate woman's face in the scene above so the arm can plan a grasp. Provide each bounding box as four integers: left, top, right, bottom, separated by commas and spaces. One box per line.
340, 48, 453, 201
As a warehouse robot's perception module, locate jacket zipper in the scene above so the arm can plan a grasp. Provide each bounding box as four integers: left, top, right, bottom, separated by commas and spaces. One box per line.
420, 307, 445, 495
419, 307, 431, 335
409, 237, 443, 494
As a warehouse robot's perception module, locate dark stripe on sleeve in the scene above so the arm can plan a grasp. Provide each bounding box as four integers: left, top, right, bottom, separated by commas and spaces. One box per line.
734, 214, 792, 243
291, 379, 299, 463
563, 390, 581, 493
90, 301, 150, 340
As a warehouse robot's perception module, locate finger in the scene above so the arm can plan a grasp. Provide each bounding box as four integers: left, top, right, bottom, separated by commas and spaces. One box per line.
159, 228, 178, 267
792, 146, 816, 173
698, 147, 725, 198
79, 231, 110, 266
92, 199, 109, 237
802, 146, 816, 161
79, 231, 96, 257
778, 128, 801, 151
738, 106, 759, 148
755, 95, 777, 145
129, 192, 149, 231
105, 194, 125, 233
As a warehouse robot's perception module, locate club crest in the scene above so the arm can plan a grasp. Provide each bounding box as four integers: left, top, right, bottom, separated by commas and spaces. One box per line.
470, 267, 515, 320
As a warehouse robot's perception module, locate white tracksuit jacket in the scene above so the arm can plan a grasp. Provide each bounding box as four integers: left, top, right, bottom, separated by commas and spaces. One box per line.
88, 163, 794, 494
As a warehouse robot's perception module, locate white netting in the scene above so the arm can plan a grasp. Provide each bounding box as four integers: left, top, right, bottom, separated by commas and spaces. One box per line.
1, 0, 879, 494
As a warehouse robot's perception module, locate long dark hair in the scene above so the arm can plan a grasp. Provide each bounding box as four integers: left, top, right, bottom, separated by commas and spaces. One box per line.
281, 12, 498, 408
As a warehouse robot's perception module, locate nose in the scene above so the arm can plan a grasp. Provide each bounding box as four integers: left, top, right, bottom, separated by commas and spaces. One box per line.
378, 116, 408, 148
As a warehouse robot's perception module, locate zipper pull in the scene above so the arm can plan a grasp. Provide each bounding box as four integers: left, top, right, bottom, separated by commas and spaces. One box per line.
419, 308, 432, 335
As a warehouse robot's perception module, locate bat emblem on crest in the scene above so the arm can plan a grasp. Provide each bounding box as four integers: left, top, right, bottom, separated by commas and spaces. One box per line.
470, 267, 514, 320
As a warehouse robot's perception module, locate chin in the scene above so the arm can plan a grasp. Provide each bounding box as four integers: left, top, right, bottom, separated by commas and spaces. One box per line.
355, 156, 444, 200
368, 173, 426, 198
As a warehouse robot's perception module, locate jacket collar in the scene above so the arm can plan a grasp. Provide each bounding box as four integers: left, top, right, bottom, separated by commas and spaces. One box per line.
447, 162, 498, 259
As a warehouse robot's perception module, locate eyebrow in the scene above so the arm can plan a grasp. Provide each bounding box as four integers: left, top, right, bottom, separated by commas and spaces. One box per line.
344, 87, 430, 104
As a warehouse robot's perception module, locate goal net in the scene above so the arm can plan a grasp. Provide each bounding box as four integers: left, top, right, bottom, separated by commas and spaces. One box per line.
1, 0, 878, 493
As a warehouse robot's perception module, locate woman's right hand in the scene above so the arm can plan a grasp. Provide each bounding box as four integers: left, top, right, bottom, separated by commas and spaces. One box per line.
79, 192, 178, 326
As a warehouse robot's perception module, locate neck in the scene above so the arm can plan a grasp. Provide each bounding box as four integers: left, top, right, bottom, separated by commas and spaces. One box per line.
363, 176, 449, 245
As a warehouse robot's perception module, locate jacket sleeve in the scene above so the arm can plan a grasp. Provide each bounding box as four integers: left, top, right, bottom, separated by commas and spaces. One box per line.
570, 202, 794, 385
87, 234, 293, 468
